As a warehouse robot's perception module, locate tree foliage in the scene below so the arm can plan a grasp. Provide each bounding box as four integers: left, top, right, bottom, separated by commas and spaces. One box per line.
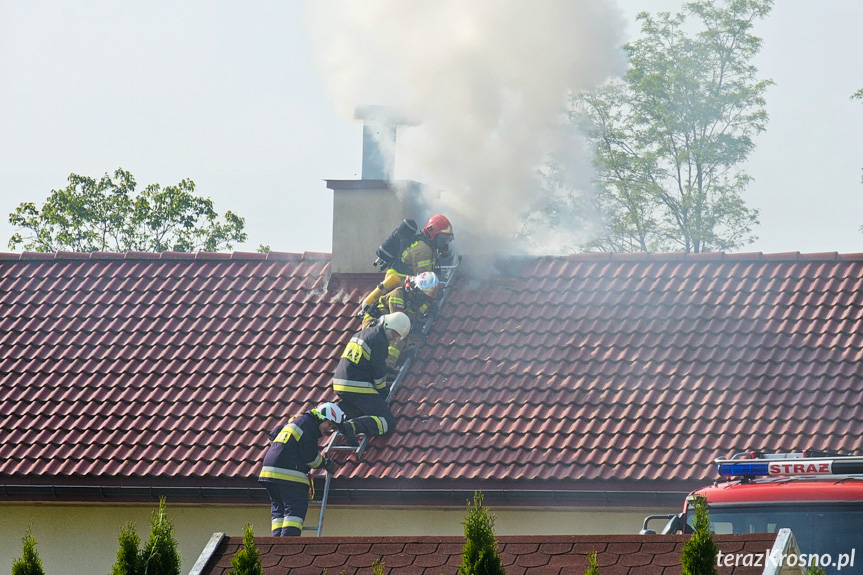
227, 524, 263, 575
11, 525, 46, 575
111, 522, 142, 575
459, 491, 505, 575
572, 0, 772, 253
8, 168, 247, 253
140, 497, 182, 575
681, 495, 718, 575
582, 551, 600, 575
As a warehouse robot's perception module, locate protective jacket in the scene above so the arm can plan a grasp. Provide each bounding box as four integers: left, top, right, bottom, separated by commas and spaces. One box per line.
397, 235, 437, 276
259, 412, 326, 486
363, 286, 431, 324
332, 323, 388, 395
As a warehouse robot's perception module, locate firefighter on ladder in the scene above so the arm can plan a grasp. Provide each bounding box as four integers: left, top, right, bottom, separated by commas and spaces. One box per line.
258, 402, 343, 536
333, 312, 411, 446
359, 214, 454, 314
361, 271, 441, 370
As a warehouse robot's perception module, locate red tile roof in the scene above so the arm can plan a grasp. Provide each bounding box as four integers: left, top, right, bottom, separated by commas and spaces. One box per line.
2, 250, 863, 501
0, 251, 371, 492
195, 533, 779, 575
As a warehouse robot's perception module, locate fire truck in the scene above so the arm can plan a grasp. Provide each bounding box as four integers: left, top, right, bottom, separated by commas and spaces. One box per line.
643, 451, 863, 574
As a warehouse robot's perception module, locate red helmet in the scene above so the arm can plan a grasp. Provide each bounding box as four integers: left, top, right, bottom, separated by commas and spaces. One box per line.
422, 215, 454, 250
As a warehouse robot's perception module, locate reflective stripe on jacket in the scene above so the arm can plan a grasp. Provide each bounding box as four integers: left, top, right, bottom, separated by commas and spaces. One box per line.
333, 323, 388, 395
259, 412, 325, 484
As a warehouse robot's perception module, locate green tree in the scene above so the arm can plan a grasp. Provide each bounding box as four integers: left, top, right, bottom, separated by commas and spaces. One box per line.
11, 525, 46, 575
681, 495, 718, 575
111, 522, 142, 575
8, 168, 247, 253
140, 497, 181, 575
458, 491, 505, 575
571, 0, 772, 253
226, 524, 263, 575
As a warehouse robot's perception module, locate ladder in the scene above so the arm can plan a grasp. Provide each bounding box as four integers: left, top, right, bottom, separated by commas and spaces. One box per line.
304, 256, 462, 536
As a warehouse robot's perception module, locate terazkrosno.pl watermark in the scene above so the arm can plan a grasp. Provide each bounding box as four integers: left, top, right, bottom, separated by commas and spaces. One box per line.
717, 549, 857, 571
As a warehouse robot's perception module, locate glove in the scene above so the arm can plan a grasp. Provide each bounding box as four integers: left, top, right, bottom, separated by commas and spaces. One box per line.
322, 458, 337, 474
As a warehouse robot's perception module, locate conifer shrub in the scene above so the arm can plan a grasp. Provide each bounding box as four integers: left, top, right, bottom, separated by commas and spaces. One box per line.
582, 551, 600, 575
11, 525, 46, 575
139, 497, 181, 575
227, 524, 263, 575
458, 491, 505, 575
111, 522, 142, 575
681, 495, 718, 575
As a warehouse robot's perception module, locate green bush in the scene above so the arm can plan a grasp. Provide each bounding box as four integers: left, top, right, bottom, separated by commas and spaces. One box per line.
111, 522, 142, 575
458, 491, 505, 575
227, 524, 263, 575
583, 551, 599, 575
11, 525, 45, 575
139, 497, 181, 575
681, 495, 718, 575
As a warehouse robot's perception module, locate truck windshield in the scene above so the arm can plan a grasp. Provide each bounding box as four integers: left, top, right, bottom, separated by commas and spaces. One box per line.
687, 504, 863, 575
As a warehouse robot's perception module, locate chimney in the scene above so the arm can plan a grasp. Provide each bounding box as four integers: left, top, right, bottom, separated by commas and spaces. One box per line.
327, 106, 426, 274
354, 105, 409, 180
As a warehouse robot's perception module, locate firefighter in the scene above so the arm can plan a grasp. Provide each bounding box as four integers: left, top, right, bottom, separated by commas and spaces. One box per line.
359, 214, 454, 313
333, 312, 411, 446
361, 271, 440, 369
259, 402, 343, 536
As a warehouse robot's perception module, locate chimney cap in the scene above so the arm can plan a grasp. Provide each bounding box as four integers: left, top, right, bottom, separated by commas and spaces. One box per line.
353, 105, 416, 126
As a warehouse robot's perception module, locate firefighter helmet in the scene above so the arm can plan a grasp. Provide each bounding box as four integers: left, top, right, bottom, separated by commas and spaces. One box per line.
315, 402, 345, 424
410, 271, 440, 298
422, 214, 454, 251
380, 311, 411, 339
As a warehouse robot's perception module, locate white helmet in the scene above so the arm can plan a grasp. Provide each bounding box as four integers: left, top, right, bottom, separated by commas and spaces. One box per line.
379, 311, 411, 338
410, 271, 440, 298
315, 402, 344, 424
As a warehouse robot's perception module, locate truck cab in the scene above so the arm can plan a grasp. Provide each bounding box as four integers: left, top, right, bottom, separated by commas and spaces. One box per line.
647, 451, 863, 575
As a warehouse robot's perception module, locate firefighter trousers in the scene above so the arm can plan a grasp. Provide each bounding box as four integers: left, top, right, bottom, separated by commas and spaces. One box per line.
336, 391, 397, 437
261, 479, 309, 536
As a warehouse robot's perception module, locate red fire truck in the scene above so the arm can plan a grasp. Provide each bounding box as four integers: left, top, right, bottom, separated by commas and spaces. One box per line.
643, 451, 863, 574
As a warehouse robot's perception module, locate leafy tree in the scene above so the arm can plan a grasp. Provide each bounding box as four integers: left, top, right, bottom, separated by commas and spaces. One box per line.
458, 491, 505, 575
570, 0, 772, 253
140, 497, 181, 575
111, 522, 142, 575
681, 495, 718, 575
11, 525, 46, 575
8, 168, 247, 253
227, 524, 263, 575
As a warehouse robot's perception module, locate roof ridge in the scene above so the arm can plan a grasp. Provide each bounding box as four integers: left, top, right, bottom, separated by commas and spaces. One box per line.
549, 251, 863, 262
0, 250, 332, 262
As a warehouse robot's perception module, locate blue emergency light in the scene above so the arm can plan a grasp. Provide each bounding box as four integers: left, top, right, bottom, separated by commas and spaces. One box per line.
716, 453, 863, 478
717, 462, 770, 477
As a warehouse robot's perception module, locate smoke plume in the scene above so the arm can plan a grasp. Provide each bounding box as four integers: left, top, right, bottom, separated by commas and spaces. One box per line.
304, 1, 627, 257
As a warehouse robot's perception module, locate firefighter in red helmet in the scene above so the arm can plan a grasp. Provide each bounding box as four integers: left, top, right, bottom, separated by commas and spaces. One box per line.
359, 215, 454, 312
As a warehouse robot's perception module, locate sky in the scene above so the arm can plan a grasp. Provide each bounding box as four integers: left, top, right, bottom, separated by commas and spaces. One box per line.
1, 0, 861, 256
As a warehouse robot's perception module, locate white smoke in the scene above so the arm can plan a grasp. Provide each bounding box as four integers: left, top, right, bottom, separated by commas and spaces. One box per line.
304, 1, 627, 256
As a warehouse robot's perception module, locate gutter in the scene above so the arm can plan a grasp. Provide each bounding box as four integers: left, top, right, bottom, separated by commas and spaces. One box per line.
0, 484, 687, 507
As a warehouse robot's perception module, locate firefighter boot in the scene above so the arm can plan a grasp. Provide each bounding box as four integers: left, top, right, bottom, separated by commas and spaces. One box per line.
340, 421, 359, 447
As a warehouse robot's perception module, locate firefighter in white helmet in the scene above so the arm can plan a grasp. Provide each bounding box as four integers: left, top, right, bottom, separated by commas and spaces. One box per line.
258, 402, 343, 536
359, 214, 454, 313
332, 312, 411, 446
361, 271, 440, 369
